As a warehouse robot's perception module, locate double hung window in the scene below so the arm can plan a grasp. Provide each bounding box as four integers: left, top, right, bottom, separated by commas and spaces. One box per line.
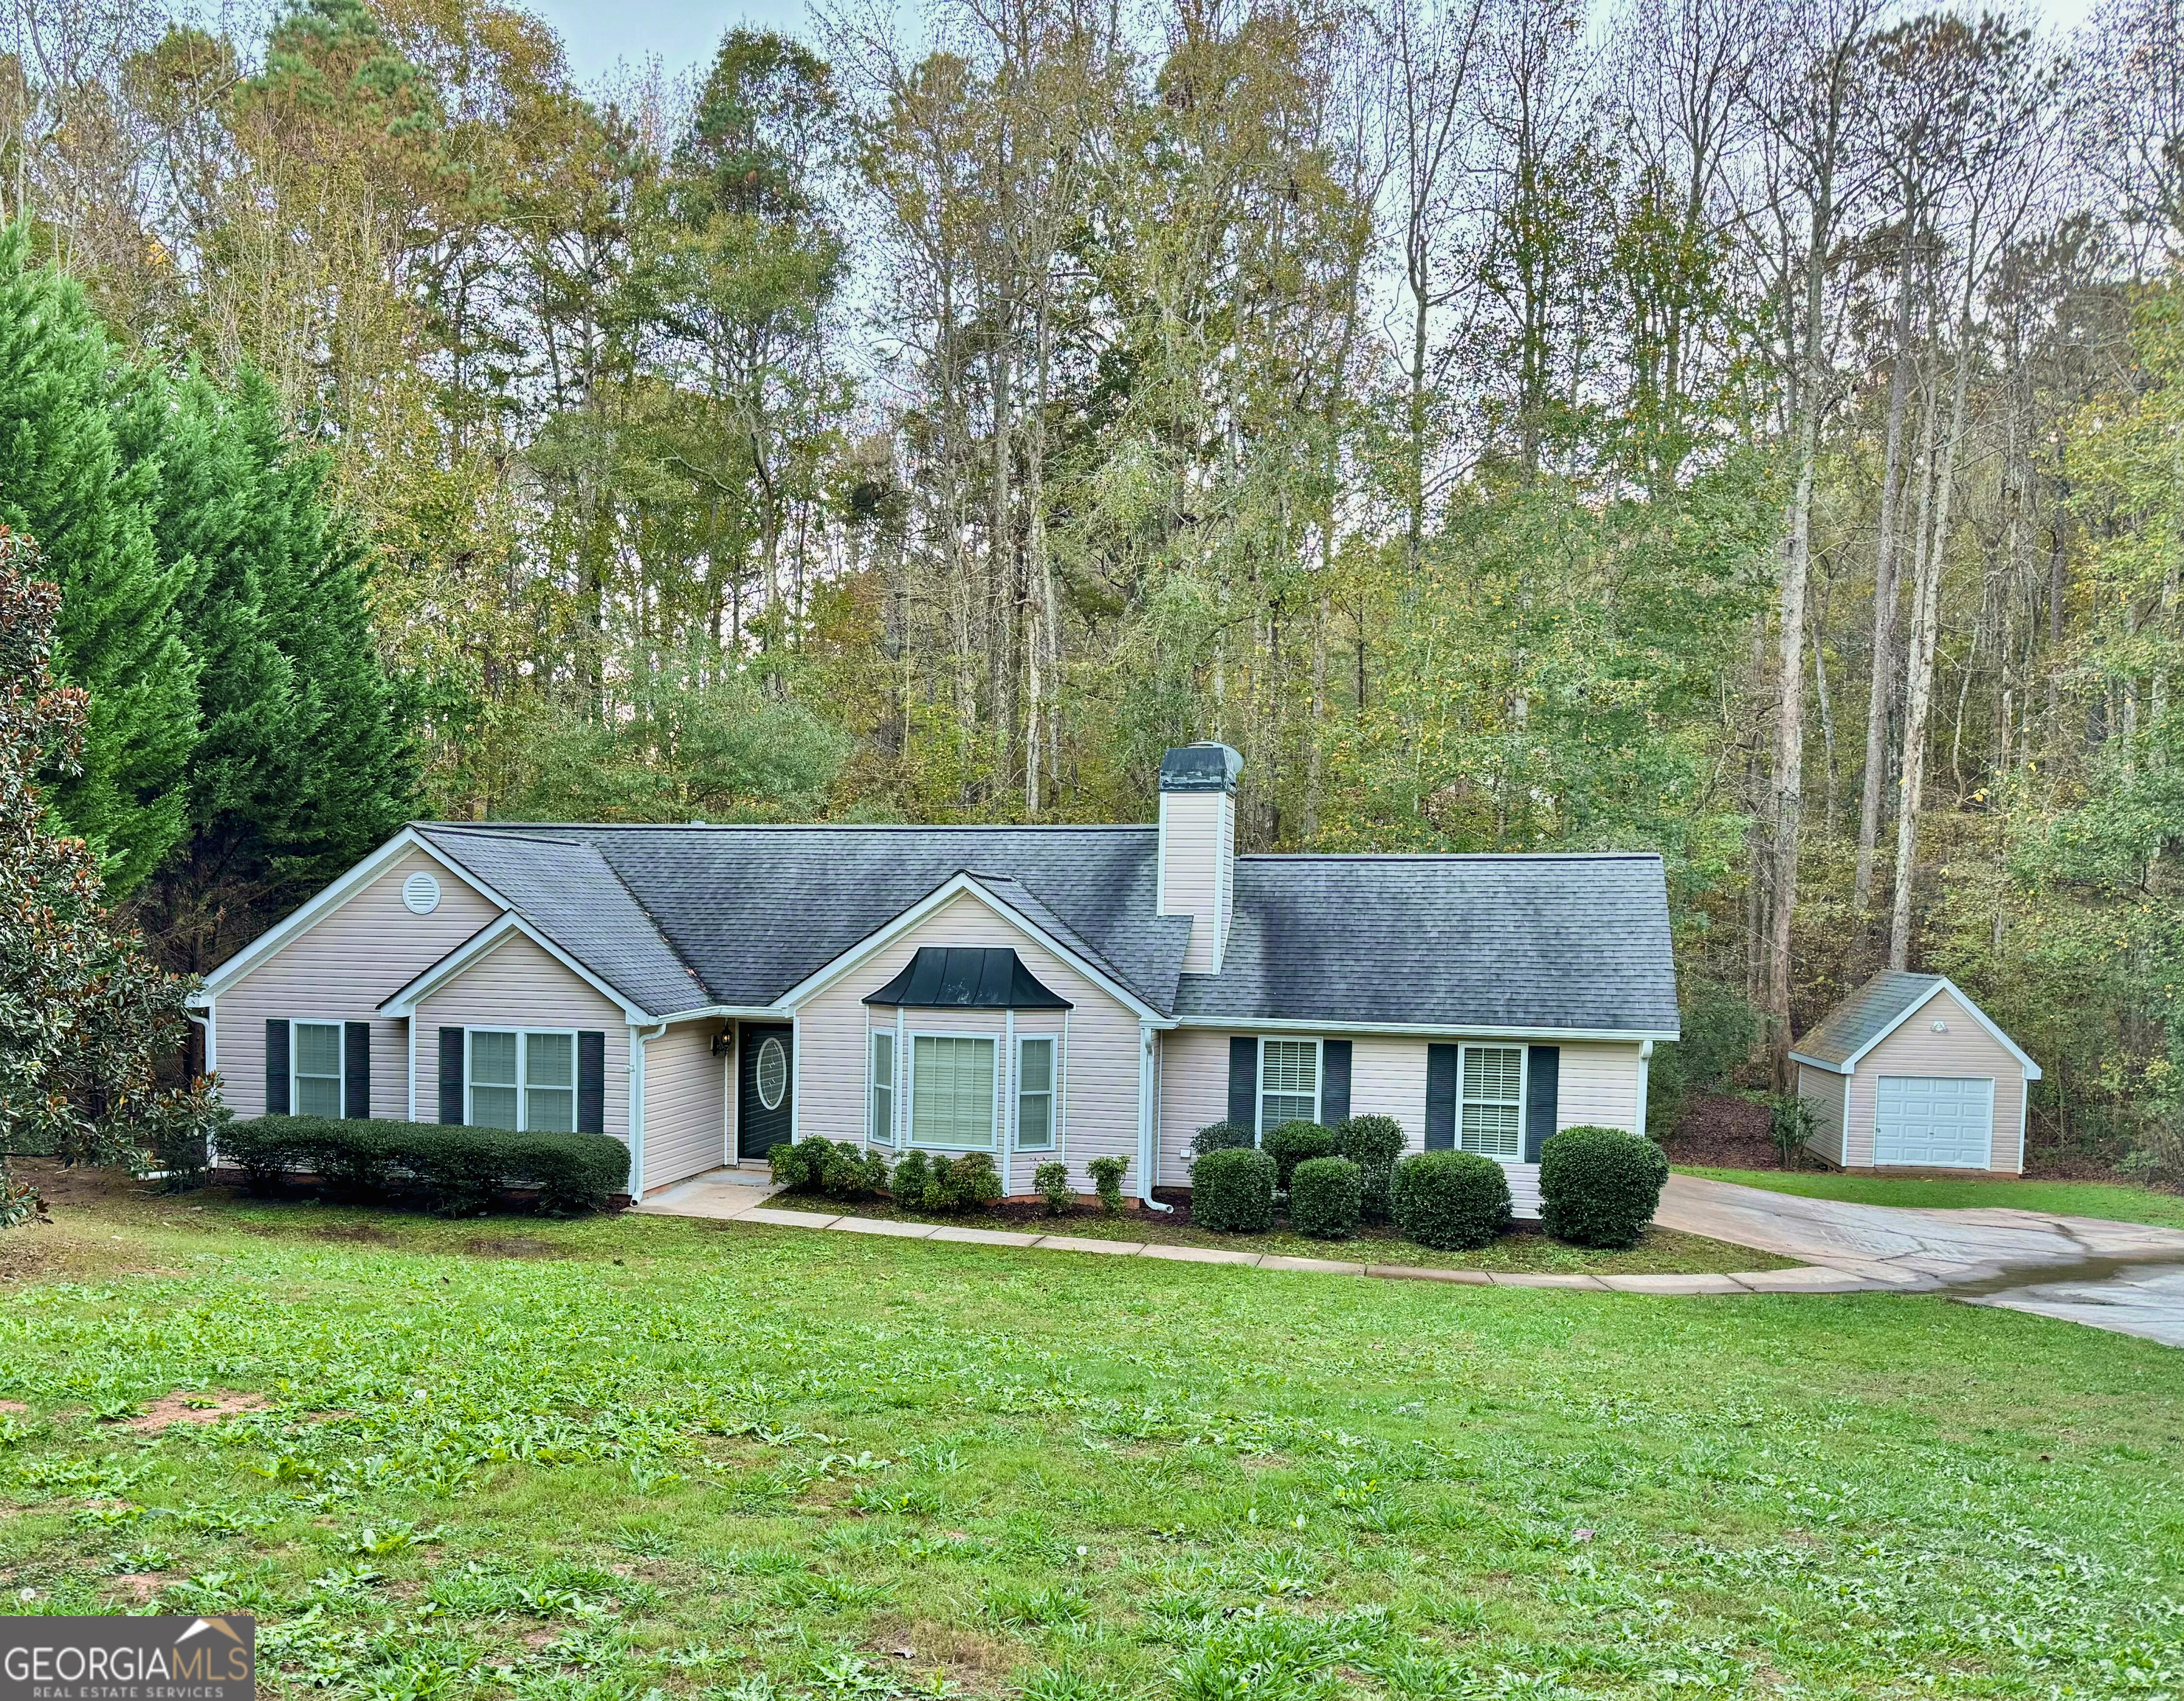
1458, 1045, 1525, 1158
869, 1031, 897, 1145
910, 1035, 996, 1150
1015, 1036, 1055, 1150
468, 1030, 576, 1132
294, 1022, 345, 1118
1258, 1039, 1320, 1131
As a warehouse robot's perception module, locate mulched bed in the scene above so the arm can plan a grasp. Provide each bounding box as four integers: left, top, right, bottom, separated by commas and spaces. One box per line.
1660, 1092, 1797, 1172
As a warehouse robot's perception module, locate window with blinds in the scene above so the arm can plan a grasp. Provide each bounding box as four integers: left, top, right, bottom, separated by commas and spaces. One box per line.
1458, 1045, 1524, 1157
1258, 1038, 1320, 1130
468, 1029, 576, 1132
294, 1022, 344, 1118
1016, 1036, 1055, 1150
911, 1034, 996, 1149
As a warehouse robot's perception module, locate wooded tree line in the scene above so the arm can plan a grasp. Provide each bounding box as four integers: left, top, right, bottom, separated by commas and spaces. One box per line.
2, 0, 2180, 1168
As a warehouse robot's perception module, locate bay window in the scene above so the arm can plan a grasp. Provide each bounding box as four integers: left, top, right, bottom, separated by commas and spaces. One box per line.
909, 1034, 996, 1150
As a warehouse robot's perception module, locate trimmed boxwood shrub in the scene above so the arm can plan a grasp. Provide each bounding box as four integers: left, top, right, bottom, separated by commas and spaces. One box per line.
1539, 1125, 1669, 1248
1333, 1114, 1405, 1224
1191, 1146, 1275, 1233
1034, 1160, 1072, 1214
1289, 1155, 1361, 1240
1191, 1120, 1256, 1156
890, 1148, 932, 1206
946, 1150, 1004, 1209
1262, 1119, 1337, 1191
221, 1116, 627, 1216
1391, 1151, 1512, 1250
1086, 1155, 1129, 1216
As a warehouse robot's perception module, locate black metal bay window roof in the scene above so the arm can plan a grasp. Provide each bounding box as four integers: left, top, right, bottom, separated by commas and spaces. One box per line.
863, 946, 1073, 1010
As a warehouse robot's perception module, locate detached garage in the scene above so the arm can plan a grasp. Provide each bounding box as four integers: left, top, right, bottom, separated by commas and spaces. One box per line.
1791, 972, 2041, 1175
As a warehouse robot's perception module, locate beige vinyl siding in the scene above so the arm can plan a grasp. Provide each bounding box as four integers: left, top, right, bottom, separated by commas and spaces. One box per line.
1844, 989, 2024, 1172
1555, 1042, 1642, 1133
1159, 791, 1226, 973
1157, 1028, 1232, 1186
640, 1020, 726, 1192
215, 848, 500, 1120
414, 934, 630, 1141
1350, 1038, 1430, 1147
795, 893, 1140, 1195
1798, 1064, 1848, 1164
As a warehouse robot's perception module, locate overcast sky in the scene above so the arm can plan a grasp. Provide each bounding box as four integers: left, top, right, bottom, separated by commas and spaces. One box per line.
530, 0, 2102, 91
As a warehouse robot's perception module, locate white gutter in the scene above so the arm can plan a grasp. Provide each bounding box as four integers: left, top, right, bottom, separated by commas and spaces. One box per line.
627, 1021, 667, 1197
1136, 1020, 1172, 1212
1635, 1039, 1653, 1141
1170, 1016, 1678, 1043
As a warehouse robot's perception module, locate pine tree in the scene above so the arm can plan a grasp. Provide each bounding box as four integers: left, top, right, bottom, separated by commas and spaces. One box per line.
0, 224, 198, 894
128, 365, 413, 969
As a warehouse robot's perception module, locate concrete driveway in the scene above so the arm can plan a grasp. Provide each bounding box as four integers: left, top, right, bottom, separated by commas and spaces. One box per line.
1657, 1173, 2184, 1347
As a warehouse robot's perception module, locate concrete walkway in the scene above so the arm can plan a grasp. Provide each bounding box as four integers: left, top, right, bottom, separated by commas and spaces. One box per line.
633, 1168, 1871, 1294
631, 1168, 2184, 1339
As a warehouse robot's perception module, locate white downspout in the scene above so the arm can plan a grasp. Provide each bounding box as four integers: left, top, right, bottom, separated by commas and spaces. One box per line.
629, 1021, 667, 1197
1137, 1020, 1173, 1212
1635, 1040, 1653, 1141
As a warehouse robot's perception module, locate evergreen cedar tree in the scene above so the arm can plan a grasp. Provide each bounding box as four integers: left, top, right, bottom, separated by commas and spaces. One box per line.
0, 227, 410, 951
0, 540, 221, 1181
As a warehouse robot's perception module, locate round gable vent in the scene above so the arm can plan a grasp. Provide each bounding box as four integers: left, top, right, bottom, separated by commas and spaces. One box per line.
402, 871, 442, 915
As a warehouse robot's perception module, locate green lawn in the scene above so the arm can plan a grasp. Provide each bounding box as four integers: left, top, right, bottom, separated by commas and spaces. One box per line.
2, 1181, 2180, 1701
812, 1197, 1799, 1275
1678, 1165, 2184, 1230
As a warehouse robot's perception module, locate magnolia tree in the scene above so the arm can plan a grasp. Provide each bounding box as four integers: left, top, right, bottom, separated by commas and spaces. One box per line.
1, 532, 220, 1219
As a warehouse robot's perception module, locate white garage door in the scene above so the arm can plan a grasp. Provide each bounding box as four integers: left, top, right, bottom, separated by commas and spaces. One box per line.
1874, 1076, 1994, 1168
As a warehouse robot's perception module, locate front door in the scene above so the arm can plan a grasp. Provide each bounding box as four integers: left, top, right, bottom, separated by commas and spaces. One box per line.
738, 1025, 794, 1159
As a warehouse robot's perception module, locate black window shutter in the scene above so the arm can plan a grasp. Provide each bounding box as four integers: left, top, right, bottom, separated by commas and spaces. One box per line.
1425, 1043, 1458, 1150
577, 1031, 606, 1134
265, 1019, 290, 1116
1525, 1045, 1560, 1161
1227, 1037, 1259, 1132
343, 1022, 371, 1120
438, 1028, 465, 1126
1320, 1040, 1351, 1124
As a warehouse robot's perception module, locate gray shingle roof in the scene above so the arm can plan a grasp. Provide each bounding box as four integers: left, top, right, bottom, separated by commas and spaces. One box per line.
416, 823, 1193, 1016
1172, 853, 1680, 1034
1791, 971, 1943, 1068
410, 825, 1678, 1036
420, 828, 706, 1017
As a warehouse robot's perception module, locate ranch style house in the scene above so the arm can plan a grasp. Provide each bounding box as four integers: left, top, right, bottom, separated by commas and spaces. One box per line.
190, 744, 1682, 1209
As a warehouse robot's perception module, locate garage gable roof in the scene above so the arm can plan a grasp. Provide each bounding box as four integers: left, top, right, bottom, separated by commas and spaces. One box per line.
1791, 971, 2041, 1079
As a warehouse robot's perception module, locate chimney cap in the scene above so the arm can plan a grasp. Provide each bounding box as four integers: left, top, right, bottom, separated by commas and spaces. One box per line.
1160, 742, 1243, 794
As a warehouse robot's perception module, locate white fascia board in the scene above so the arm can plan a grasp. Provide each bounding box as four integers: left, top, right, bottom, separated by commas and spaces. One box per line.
1835, 976, 2043, 1080
1788, 1051, 1852, 1075
772, 872, 1170, 1025
197, 828, 510, 995
642, 1003, 790, 1023
378, 911, 651, 1024
1171, 1015, 1678, 1043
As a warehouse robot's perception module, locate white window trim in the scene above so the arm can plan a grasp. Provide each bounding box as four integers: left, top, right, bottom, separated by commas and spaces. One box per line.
1457, 1042, 1529, 1163
1013, 1031, 1060, 1152
867, 1027, 898, 1147
464, 1026, 581, 1133
905, 1029, 1002, 1152
291, 1019, 347, 1118
1257, 1035, 1323, 1135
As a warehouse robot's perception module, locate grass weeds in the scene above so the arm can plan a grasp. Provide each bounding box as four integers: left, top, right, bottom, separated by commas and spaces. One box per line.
1, 1178, 2179, 1700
